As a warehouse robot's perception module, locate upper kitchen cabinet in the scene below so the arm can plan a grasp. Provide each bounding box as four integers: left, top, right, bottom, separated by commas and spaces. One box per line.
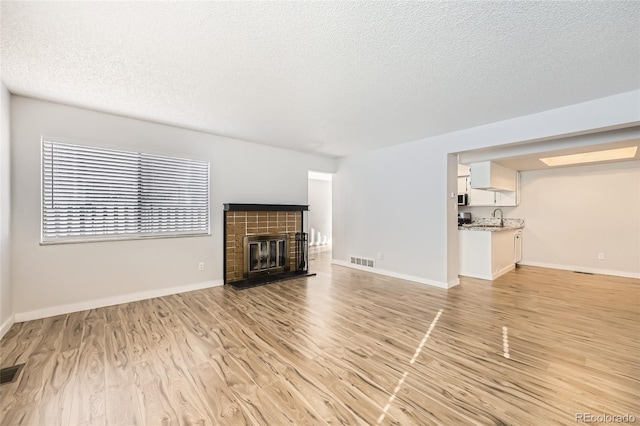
470, 161, 517, 191
496, 187, 519, 206
457, 176, 468, 194
457, 164, 471, 177
467, 185, 497, 205
457, 164, 472, 198
467, 173, 520, 207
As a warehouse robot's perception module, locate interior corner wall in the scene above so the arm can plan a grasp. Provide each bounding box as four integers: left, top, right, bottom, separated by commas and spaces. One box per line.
332, 90, 640, 288
0, 83, 12, 336
333, 143, 450, 285
465, 160, 640, 278
10, 96, 336, 320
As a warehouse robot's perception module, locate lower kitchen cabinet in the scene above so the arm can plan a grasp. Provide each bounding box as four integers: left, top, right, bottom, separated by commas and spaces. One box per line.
459, 228, 519, 280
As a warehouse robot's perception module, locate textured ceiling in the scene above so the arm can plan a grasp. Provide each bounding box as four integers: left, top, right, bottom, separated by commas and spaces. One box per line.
2, 2, 639, 157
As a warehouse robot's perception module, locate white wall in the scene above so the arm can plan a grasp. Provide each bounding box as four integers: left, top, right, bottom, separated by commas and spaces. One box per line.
11, 96, 335, 320
333, 142, 452, 286
308, 178, 332, 247
0, 83, 12, 337
465, 160, 640, 278
333, 90, 640, 287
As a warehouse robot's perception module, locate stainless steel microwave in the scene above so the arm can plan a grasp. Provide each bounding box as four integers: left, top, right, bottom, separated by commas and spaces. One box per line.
457, 194, 468, 206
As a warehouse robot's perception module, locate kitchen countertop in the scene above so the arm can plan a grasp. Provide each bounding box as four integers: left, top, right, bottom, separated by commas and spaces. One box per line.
458, 217, 524, 232
458, 224, 523, 232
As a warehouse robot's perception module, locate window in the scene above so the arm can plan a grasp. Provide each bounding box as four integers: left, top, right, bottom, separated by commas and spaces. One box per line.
42, 140, 210, 243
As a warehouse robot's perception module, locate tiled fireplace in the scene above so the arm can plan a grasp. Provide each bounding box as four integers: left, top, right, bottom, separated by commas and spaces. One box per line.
224, 204, 311, 288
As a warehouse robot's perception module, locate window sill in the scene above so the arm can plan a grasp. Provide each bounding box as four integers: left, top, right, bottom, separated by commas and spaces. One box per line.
40, 232, 212, 246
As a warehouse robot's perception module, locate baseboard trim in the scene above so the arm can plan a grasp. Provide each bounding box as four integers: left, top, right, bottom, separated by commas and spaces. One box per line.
459, 271, 494, 281
331, 259, 452, 289
494, 263, 516, 279
0, 314, 15, 340
460, 263, 516, 281
518, 261, 640, 279
14, 280, 224, 323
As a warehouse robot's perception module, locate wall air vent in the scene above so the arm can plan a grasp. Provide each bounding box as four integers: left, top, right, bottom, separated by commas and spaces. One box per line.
350, 256, 374, 268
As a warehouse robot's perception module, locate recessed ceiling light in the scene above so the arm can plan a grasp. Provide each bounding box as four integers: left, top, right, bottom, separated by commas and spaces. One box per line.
539, 146, 638, 167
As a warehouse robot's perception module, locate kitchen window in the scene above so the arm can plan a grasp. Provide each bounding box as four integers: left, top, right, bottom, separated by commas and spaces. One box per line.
42, 139, 210, 244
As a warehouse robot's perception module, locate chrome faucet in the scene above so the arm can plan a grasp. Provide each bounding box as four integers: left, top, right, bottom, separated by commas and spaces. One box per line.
492, 208, 504, 227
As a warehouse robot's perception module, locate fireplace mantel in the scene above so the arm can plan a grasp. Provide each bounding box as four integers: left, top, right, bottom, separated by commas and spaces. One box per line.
224, 203, 309, 212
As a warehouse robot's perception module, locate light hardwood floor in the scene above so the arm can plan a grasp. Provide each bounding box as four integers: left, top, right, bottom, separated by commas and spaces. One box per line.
1, 253, 638, 425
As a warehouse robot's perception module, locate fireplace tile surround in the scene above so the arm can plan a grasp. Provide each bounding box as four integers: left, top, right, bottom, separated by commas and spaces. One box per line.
223, 204, 310, 288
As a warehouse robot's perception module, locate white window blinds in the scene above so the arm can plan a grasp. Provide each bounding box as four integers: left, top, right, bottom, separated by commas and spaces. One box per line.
42, 140, 210, 243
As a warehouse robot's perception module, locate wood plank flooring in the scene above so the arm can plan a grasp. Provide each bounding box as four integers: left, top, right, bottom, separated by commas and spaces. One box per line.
1, 253, 638, 425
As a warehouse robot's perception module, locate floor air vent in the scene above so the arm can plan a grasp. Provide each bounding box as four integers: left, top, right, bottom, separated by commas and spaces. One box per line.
350, 256, 374, 268
0, 364, 25, 385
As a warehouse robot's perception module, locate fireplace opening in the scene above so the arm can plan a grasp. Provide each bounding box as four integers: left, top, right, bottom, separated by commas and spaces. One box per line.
244, 234, 289, 278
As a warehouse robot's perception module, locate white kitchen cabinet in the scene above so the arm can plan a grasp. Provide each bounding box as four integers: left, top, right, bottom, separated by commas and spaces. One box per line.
457, 164, 471, 177
457, 177, 468, 194
496, 190, 518, 207
467, 173, 520, 207
514, 229, 522, 263
470, 161, 517, 191
467, 186, 497, 206
459, 228, 518, 280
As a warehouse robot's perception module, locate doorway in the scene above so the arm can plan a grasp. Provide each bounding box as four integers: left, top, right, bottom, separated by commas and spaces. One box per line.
308, 171, 333, 260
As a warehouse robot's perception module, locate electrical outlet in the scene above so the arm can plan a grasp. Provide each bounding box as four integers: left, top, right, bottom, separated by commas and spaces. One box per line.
597, 253, 605, 260
198, 262, 205, 271
377, 252, 384, 260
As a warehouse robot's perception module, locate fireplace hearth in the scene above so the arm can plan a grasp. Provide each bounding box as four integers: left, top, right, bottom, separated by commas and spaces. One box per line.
223, 204, 314, 289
